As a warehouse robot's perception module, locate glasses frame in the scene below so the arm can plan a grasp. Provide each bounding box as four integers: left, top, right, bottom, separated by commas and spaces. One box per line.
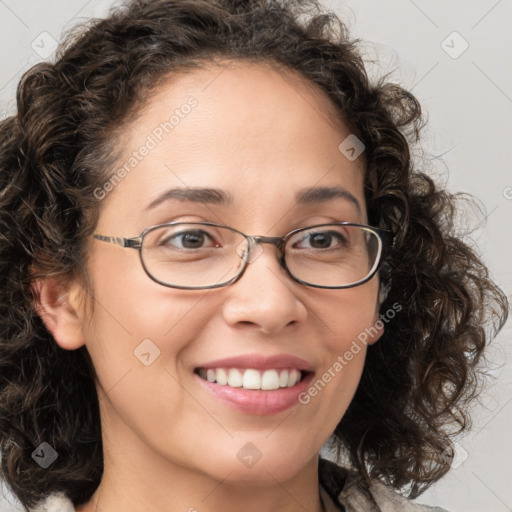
92, 221, 394, 290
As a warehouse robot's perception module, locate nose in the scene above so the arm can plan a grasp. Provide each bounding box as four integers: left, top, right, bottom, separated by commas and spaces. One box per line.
220, 242, 308, 335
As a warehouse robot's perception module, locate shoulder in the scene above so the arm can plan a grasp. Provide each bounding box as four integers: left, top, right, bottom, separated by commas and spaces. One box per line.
363, 479, 450, 512
29, 492, 75, 512
318, 458, 450, 512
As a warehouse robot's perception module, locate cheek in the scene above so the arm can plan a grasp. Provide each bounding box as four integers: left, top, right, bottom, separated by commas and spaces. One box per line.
80, 285, 211, 451
296, 279, 380, 421
80, 253, 214, 397
315, 277, 380, 348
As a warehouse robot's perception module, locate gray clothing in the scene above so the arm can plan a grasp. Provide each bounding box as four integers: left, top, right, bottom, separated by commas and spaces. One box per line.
318, 458, 449, 512
29, 458, 449, 512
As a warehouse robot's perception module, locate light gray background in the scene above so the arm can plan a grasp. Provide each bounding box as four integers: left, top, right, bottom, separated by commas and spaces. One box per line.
0, 1, 510, 511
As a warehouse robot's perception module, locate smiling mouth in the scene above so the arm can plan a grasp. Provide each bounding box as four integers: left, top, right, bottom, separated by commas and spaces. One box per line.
194, 367, 309, 391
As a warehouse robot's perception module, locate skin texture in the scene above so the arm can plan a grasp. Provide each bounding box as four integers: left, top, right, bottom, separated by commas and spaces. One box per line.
35, 61, 383, 512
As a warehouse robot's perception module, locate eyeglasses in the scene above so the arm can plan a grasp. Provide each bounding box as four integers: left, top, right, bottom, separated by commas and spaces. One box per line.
92, 222, 393, 290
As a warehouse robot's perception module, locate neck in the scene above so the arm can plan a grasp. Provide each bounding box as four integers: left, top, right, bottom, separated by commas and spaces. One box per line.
78, 460, 325, 512
76, 407, 325, 512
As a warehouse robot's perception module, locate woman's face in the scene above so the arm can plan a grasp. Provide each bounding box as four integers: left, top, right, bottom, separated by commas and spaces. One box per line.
67, 61, 381, 485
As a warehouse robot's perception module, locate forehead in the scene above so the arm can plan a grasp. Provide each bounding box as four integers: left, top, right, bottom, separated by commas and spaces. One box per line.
141, 59, 348, 135
99, 60, 366, 230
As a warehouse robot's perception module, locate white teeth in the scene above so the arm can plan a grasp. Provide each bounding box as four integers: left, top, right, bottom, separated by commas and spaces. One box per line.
242, 369, 261, 390
216, 368, 228, 385
227, 368, 243, 387
288, 369, 300, 387
261, 369, 280, 390
198, 367, 304, 390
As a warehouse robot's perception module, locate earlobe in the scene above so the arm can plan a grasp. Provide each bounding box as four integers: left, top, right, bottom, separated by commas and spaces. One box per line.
31, 277, 86, 350
367, 282, 389, 345
366, 300, 385, 346
367, 312, 384, 345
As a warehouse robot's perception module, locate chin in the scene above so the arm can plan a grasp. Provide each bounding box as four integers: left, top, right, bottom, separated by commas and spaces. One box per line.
199, 448, 312, 486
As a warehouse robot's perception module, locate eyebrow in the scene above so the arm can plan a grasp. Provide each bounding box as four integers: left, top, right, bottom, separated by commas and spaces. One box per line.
146, 186, 362, 214
146, 188, 232, 210
296, 186, 362, 214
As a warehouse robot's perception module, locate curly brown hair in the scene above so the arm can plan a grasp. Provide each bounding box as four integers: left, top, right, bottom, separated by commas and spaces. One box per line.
0, 0, 508, 509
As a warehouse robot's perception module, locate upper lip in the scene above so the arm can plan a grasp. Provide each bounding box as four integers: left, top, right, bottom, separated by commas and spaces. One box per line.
195, 354, 315, 372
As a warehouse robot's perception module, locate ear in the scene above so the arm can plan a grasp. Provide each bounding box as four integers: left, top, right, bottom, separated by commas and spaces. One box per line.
366, 309, 384, 346
31, 277, 86, 350
366, 284, 387, 346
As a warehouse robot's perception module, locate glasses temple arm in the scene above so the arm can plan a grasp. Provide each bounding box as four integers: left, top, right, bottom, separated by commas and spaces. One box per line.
92, 234, 141, 248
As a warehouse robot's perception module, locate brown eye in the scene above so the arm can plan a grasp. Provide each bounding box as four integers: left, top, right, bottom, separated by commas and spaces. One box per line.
160, 229, 219, 250
292, 230, 348, 250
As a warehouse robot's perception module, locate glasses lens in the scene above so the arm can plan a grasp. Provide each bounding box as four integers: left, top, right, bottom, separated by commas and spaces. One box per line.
140, 223, 383, 289
284, 225, 381, 287
141, 223, 248, 288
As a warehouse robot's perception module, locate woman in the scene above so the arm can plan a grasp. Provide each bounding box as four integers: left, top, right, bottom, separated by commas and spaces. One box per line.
0, 1, 508, 511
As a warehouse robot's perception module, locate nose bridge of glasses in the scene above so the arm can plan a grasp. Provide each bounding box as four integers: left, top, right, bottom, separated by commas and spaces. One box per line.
250, 235, 285, 246
238, 235, 286, 264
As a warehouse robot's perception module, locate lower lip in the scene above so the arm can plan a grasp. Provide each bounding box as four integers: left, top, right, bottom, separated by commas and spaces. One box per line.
195, 372, 315, 415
